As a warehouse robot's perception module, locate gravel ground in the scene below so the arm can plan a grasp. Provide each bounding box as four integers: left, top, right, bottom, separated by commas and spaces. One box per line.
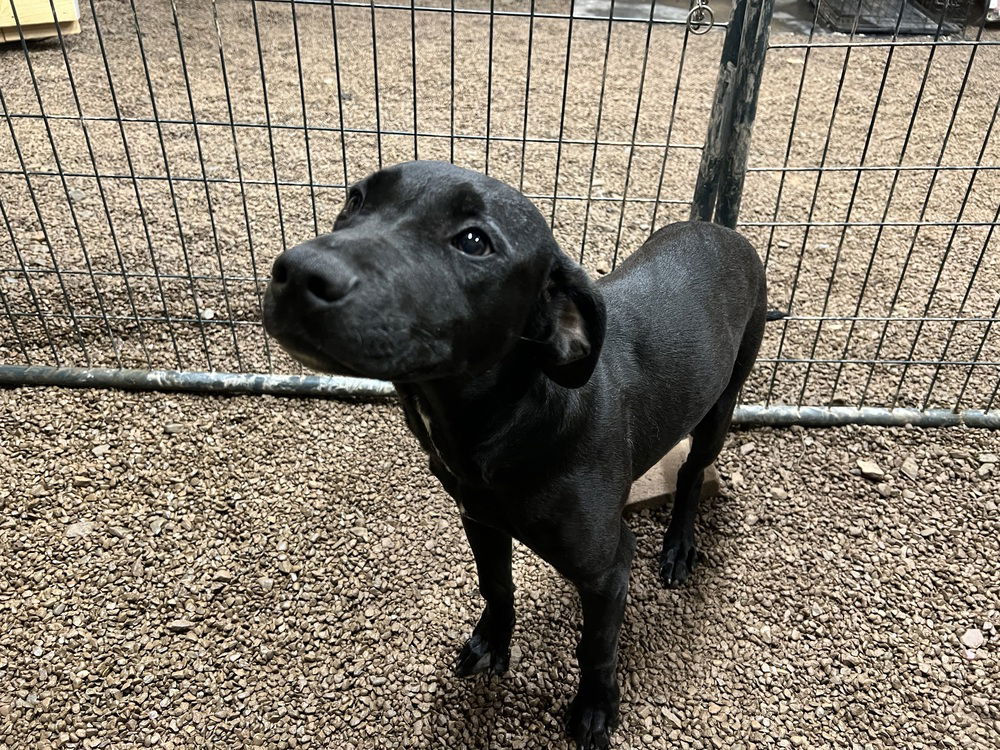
1, 386, 998, 749
2, 10, 999, 744
1, 1, 998, 411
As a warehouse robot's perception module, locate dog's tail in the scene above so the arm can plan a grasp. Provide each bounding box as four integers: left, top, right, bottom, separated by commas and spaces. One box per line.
766, 308, 788, 322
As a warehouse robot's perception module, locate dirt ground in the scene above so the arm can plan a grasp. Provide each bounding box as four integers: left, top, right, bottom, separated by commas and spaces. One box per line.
1, 386, 998, 749
1, 6, 999, 748
0, 0, 998, 411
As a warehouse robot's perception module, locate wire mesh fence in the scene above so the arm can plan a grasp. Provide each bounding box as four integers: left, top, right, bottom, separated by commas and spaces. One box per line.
739, 0, 1000, 415
0, 0, 997, 419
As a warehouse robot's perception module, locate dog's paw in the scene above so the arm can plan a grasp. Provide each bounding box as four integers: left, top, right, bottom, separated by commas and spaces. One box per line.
454, 630, 510, 678
567, 690, 619, 750
659, 537, 698, 588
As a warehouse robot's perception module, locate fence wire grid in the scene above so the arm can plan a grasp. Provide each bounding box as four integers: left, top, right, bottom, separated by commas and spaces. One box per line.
0, 0, 998, 418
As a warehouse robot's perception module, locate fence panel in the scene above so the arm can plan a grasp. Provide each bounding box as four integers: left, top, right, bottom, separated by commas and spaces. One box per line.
0, 0, 997, 420
0, 0, 725, 372
740, 0, 999, 414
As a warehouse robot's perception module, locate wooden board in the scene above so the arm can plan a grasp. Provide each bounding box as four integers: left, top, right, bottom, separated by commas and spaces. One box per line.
625, 437, 721, 514
0, 0, 80, 42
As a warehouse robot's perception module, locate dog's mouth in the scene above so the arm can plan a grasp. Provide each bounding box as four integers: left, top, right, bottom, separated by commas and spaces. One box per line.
264, 308, 445, 383
272, 337, 357, 376
280, 341, 442, 382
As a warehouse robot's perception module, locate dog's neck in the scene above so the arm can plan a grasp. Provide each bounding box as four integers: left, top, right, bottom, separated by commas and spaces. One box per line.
395, 347, 583, 487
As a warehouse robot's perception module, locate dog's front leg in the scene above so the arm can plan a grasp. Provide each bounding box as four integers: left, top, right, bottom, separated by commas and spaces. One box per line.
454, 515, 515, 677
567, 525, 635, 750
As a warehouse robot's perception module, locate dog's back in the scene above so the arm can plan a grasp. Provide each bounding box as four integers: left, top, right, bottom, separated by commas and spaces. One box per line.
596, 221, 767, 479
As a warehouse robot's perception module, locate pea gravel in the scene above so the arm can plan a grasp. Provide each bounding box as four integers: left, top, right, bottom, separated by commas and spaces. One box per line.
1, 2, 999, 746
1, 386, 997, 749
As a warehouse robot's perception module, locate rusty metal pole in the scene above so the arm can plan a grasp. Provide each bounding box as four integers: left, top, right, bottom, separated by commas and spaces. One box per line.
691, 0, 775, 228
715, 0, 776, 227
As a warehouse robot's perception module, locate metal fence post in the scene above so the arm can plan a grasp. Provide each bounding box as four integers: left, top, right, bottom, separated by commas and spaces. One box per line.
690, 0, 748, 222
715, 0, 775, 227
691, 0, 775, 228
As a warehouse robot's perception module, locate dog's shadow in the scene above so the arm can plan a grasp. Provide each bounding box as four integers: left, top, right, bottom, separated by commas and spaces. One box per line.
419, 567, 581, 749
419, 497, 725, 749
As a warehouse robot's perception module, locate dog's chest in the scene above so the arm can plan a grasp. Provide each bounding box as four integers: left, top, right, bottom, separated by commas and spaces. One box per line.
405, 395, 477, 482
409, 400, 476, 515
413, 400, 452, 473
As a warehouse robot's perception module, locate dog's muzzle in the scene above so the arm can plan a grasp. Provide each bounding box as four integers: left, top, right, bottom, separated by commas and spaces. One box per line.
266, 242, 360, 312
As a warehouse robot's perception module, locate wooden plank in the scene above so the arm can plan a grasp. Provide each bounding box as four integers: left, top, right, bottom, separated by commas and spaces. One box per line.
0, 0, 79, 28
0, 18, 79, 41
624, 437, 721, 514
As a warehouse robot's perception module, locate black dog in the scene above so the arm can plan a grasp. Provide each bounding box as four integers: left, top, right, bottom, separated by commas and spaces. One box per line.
262, 161, 766, 749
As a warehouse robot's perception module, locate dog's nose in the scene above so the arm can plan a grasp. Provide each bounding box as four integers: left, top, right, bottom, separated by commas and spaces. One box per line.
270, 245, 359, 305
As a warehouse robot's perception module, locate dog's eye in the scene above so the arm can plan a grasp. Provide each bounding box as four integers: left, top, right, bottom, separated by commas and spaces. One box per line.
452, 228, 492, 257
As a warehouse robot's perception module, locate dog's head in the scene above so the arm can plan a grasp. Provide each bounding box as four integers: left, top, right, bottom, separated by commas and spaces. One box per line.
262, 161, 605, 387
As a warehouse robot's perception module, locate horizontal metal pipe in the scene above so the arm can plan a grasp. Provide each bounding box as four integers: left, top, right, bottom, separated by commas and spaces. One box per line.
2, 366, 997, 428
243, 0, 730, 29
741, 219, 998, 228
769, 39, 999, 50
748, 163, 1000, 174
0, 365, 394, 400
732, 404, 999, 429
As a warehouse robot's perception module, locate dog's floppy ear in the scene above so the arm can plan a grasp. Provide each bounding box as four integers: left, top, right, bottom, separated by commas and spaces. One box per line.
530, 253, 607, 389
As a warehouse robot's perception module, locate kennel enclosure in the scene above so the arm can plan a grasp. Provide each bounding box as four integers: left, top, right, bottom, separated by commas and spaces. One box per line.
0, 0, 997, 426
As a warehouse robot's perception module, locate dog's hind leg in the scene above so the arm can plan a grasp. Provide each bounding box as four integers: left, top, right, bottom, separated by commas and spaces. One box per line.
454, 516, 516, 677
659, 329, 762, 588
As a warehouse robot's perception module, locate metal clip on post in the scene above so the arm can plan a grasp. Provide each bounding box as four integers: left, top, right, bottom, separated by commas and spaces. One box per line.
687, 0, 715, 34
